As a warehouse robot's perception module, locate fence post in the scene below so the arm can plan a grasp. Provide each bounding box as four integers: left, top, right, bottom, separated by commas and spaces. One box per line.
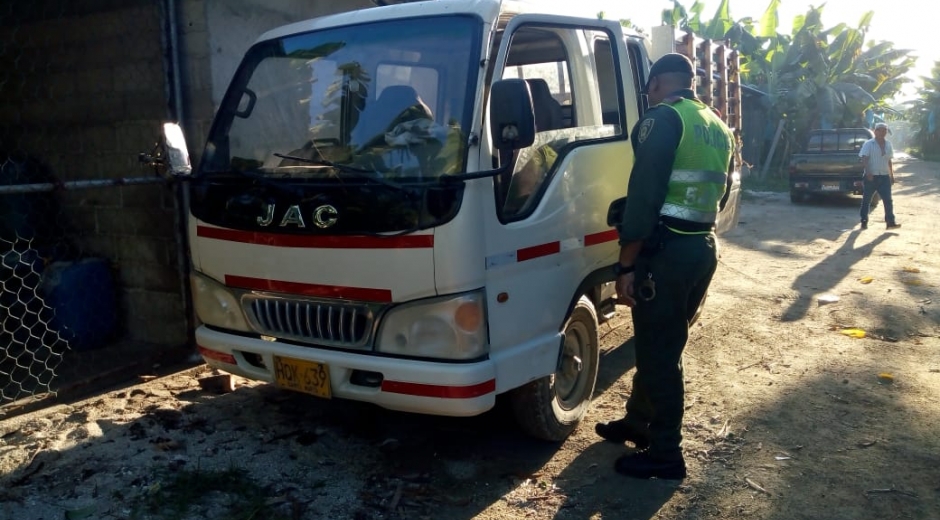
761, 119, 786, 179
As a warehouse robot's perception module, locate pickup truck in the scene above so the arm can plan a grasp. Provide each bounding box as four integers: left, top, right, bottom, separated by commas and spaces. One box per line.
788, 128, 874, 204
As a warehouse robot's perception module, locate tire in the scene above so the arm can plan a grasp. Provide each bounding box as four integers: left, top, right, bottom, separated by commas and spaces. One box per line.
510, 296, 600, 441
789, 190, 803, 204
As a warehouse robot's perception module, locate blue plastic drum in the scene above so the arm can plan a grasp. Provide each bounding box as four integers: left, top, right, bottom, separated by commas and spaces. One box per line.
42, 258, 117, 351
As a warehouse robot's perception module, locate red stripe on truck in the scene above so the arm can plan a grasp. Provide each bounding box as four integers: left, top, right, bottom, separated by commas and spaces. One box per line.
197, 225, 433, 249
584, 229, 619, 247
381, 379, 497, 399
516, 241, 561, 262
198, 345, 237, 365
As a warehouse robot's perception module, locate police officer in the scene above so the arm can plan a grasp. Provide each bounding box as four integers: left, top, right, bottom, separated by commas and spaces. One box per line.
595, 53, 735, 480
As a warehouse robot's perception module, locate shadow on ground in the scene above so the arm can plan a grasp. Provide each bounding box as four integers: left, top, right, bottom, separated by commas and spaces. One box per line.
669, 366, 940, 520
779, 229, 893, 322
3, 324, 936, 520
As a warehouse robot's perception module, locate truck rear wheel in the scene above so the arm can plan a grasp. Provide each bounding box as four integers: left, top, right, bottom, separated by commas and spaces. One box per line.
510, 296, 599, 441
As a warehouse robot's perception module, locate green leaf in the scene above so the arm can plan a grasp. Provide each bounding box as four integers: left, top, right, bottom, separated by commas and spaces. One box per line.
756, 0, 781, 38
661, 0, 688, 27
703, 0, 734, 39
687, 0, 706, 33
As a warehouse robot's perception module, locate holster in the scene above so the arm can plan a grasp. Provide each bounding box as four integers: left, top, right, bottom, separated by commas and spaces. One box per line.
639, 223, 668, 257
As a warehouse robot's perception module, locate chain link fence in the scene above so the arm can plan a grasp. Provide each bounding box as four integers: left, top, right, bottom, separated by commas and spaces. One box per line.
1, 1, 191, 409
1, 156, 69, 404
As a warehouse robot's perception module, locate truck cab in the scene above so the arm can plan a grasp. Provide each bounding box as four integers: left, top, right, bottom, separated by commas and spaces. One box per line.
161, 0, 741, 440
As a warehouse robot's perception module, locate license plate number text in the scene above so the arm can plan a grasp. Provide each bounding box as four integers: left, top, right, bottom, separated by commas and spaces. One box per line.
273, 356, 332, 399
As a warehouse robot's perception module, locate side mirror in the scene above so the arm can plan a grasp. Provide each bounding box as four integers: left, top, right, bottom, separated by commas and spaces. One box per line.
606, 197, 626, 227
162, 123, 192, 176
139, 122, 192, 179
489, 79, 535, 151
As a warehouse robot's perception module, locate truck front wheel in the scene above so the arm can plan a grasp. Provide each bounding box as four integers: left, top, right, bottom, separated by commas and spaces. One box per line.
510, 296, 600, 441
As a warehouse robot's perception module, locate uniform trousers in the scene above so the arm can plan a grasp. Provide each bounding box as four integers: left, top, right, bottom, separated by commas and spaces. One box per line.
625, 229, 718, 458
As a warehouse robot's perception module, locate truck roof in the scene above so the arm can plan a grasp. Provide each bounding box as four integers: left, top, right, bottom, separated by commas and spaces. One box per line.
255, 0, 587, 44
808, 128, 873, 134
803, 128, 873, 153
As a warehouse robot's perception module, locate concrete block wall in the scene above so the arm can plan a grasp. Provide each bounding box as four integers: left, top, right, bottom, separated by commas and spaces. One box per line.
0, 0, 187, 347
0, 0, 379, 353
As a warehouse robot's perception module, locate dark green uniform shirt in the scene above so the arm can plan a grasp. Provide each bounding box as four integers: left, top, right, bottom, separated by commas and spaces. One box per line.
618, 89, 732, 244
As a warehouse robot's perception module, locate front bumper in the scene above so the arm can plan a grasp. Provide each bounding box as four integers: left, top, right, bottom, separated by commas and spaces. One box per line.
195, 326, 497, 417
790, 177, 864, 194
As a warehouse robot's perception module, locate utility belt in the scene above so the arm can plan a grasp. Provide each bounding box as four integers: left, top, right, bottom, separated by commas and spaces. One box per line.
661, 216, 714, 233
640, 218, 714, 257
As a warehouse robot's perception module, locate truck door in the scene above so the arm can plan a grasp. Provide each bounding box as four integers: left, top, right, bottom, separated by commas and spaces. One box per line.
479, 15, 639, 391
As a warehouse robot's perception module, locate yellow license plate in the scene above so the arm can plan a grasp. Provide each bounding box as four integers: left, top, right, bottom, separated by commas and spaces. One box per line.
273, 356, 332, 399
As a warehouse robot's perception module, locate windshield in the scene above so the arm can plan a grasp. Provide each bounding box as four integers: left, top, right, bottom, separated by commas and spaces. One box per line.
201, 15, 481, 181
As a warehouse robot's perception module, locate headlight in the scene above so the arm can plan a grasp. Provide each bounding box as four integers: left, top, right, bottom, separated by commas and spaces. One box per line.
377, 291, 488, 360
190, 272, 251, 332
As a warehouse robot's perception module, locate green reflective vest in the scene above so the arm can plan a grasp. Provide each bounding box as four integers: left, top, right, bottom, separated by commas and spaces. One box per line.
658, 97, 734, 226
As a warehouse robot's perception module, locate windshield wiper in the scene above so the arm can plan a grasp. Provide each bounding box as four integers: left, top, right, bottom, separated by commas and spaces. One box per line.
272, 153, 376, 174
438, 163, 510, 184
272, 153, 413, 191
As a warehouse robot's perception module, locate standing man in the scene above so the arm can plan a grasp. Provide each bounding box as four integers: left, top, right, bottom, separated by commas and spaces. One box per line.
859, 122, 900, 230
595, 53, 735, 480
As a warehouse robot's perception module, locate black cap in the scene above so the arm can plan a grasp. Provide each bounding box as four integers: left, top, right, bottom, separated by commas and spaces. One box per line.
645, 53, 695, 92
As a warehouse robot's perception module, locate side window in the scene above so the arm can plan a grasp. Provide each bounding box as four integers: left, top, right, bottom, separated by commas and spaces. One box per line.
845, 132, 868, 152
594, 38, 621, 127
625, 39, 648, 116
497, 25, 623, 220
502, 61, 571, 130
806, 134, 823, 152
838, 132, 854, 152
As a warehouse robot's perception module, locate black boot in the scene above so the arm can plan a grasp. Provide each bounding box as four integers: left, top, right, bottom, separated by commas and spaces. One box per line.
594, 418, 651, 449
614, 450, 687, 480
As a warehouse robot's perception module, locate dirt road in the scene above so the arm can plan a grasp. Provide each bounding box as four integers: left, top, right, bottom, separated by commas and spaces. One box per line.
2, 157, 938, 520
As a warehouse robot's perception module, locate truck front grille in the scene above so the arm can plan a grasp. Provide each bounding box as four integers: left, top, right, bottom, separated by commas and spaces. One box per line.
243, 296, 378, 348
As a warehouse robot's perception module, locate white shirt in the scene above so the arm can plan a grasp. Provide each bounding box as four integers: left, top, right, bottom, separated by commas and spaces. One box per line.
859, 138, 893, 175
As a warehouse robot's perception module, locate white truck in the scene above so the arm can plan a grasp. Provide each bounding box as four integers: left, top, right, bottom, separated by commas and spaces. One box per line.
157, 0, 742, 440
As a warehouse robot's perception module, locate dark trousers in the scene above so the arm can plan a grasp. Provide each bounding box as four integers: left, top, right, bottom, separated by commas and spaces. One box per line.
860, 175, 896, 225
625, 230, 718, 458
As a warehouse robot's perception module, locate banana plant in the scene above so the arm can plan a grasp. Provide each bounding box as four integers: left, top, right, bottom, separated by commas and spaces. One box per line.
906, 61, 940, 156
853, 42, 917, 101
660, 0, 915, 163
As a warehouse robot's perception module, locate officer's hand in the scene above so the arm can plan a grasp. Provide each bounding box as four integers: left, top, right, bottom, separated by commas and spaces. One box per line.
616, 272, 636, 308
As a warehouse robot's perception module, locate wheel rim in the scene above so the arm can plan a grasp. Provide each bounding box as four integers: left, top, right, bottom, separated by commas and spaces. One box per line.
554, 318, 590, 410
